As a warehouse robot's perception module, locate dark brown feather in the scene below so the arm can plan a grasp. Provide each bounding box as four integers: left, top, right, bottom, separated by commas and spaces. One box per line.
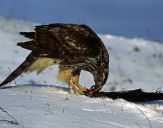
20, 32, 35, 39
17, 41, 35, 50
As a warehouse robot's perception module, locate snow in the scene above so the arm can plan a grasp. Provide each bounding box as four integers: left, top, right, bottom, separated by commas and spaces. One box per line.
0, 17, 163, 128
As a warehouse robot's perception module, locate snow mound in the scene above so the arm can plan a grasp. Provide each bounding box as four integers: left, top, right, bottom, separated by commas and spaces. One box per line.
0, 17, 163, 128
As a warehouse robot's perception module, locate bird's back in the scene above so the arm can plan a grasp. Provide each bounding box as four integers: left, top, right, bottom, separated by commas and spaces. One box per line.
18, 24, 103, 58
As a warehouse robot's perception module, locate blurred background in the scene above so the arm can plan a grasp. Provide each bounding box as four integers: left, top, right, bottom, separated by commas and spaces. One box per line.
0, 0, 163, 42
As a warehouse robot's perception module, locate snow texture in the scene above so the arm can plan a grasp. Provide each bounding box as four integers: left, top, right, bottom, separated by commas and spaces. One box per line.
0, 17, 163, 128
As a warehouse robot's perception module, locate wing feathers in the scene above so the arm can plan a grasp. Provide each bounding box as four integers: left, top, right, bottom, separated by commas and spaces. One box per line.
20, 32, 35, 39
17, 41, 35, 50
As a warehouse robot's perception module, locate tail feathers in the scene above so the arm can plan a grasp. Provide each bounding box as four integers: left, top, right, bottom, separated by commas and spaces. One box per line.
20, 32, 35, 39
0, 53, 35, 87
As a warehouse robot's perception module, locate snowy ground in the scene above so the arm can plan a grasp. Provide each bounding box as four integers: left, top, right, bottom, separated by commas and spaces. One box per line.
0, 17, 163, 128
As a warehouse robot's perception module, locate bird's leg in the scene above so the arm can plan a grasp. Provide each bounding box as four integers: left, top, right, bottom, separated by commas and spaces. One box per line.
69, 70, 87, 95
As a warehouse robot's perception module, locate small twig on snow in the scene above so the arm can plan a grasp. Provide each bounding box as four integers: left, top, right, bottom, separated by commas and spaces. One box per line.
136, 107, 152, 128
0, 106, 18, 125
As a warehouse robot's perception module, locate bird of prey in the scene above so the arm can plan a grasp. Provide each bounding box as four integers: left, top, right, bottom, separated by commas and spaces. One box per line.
0, 23, 109, 95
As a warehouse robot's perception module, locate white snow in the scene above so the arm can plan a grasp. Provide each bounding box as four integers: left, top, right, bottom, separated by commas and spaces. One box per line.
0, 17, 163, 128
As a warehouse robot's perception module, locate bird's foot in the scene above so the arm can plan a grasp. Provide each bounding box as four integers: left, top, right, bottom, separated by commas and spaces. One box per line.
82, 86, 101, 97
69, 76, 88, 95
73, 85, 88, 95
82, 89, 95, 97
69, 75, 100, 95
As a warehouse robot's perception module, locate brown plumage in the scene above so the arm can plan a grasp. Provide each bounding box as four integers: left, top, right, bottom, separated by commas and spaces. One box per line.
0, 23, 109, 95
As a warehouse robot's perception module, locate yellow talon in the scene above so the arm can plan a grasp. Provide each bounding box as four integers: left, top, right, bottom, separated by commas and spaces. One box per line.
69, 74, 87, 95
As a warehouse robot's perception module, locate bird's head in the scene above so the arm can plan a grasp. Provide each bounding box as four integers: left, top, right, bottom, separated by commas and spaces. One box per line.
85, 61, 109, 96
